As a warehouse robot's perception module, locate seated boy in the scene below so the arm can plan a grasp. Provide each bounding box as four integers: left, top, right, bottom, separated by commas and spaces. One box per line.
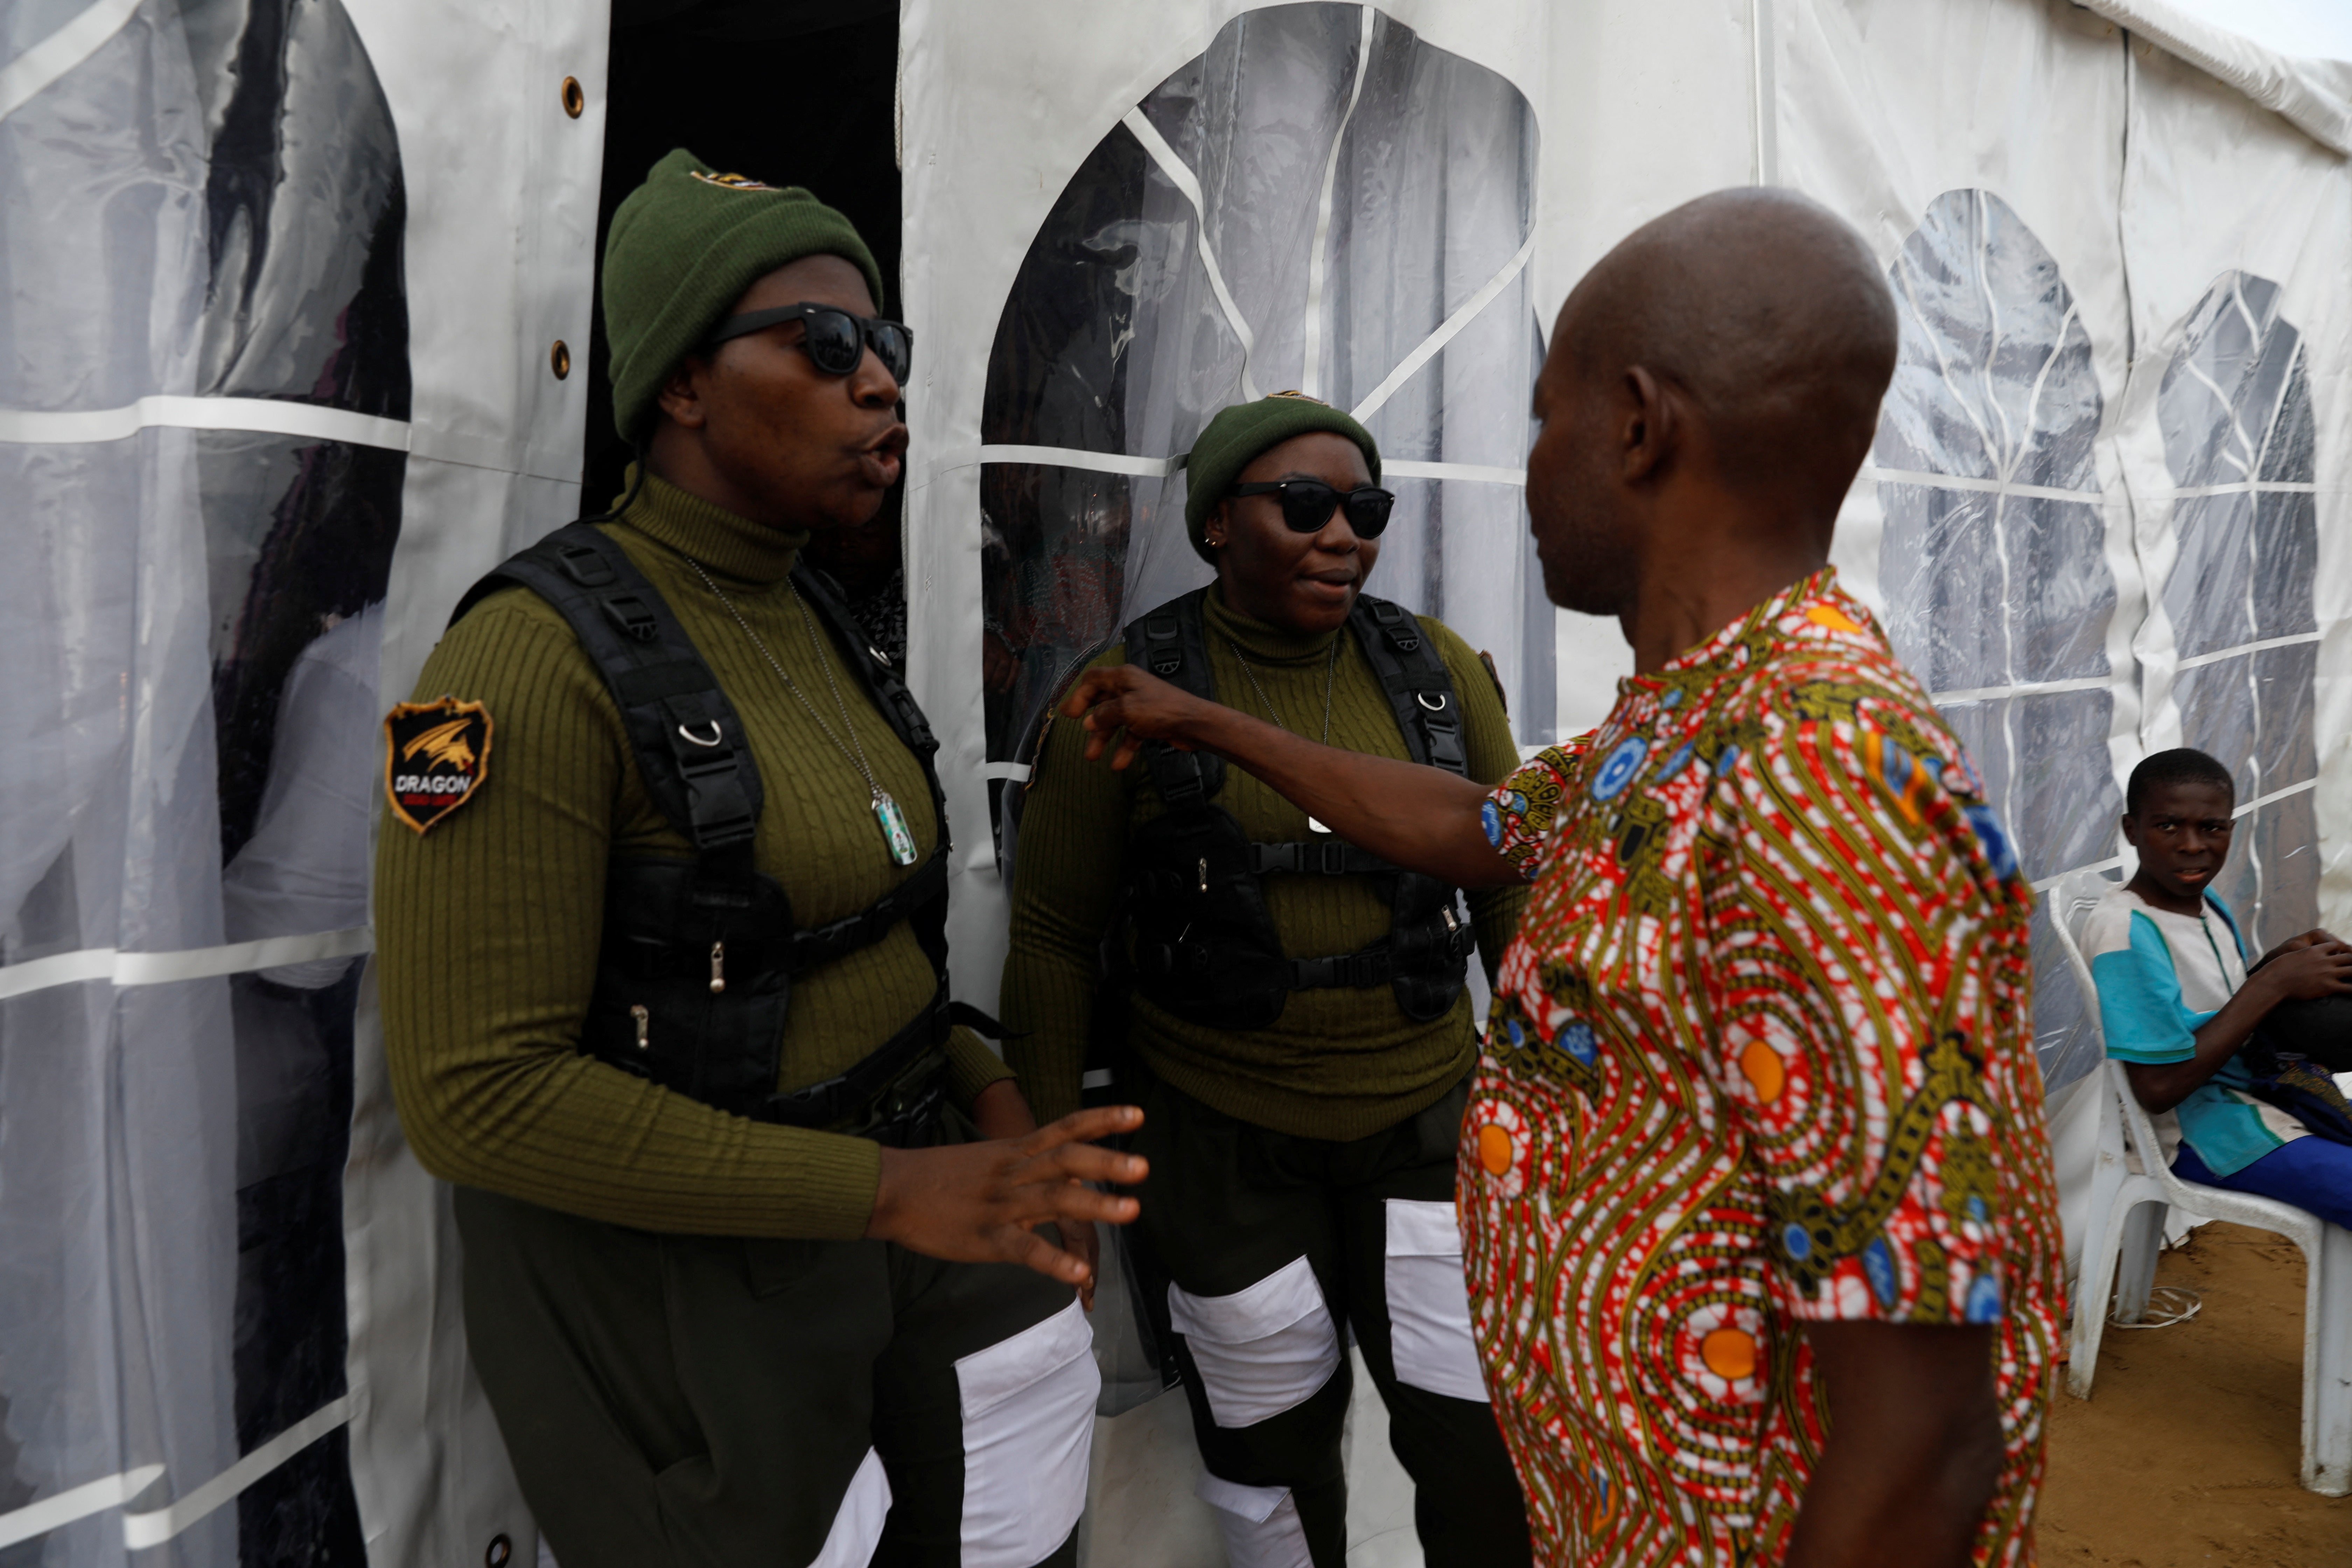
2083, 748, 2352, 1227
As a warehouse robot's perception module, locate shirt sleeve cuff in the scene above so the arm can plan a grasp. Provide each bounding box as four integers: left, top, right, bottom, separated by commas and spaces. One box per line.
944, 1027, 1017, 1112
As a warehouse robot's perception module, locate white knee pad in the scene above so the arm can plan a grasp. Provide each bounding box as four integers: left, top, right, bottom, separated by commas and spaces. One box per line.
1383, 1198, 1489, 1404
808, 1447, 892, 1568
952, 1297, 1100, 1567
1195, 1474, 1313, 1568
1167, 1255, 1340, 1429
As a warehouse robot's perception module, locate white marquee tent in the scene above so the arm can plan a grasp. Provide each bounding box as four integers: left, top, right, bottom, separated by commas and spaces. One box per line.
0, 0, 2345, 1563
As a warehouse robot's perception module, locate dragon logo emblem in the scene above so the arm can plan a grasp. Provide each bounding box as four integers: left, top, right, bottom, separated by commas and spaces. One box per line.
384, 696, 494, 835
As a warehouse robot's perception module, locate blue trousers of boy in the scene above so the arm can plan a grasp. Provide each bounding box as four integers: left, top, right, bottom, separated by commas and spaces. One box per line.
2175, 1136, 2352, 1230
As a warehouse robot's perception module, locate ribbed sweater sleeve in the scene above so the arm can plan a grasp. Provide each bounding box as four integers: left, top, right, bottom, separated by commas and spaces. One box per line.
376, 602, 882, 1238
1429, 621, 1532, 990
1000, 648, 1137, 1125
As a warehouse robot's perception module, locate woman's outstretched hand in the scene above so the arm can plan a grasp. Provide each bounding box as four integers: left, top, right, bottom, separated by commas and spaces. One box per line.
865, 1106, 1147, 1289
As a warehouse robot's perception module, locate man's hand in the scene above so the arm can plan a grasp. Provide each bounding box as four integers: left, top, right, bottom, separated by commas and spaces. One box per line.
1784, 1321, 2003, 1568
1062, 665, 1218, 770
2255, 927, 2348, 970
866, 1106, 1147, 1291
1060, 665, 1521, 890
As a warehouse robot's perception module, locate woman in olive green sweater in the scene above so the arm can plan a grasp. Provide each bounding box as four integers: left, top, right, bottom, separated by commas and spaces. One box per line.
377, 153, 1138, 1568
1001, 396, 1534, 1568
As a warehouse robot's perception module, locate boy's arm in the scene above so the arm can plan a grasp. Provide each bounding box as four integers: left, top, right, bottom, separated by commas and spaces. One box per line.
2122, 940, 2352, 1113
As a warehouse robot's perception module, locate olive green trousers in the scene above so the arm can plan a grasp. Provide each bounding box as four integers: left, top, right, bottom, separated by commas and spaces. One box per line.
456, 1139, 1091, 1568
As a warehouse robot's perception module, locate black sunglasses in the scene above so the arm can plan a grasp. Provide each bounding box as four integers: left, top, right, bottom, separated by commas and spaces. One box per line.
1227, 478, 1395, 539
704, 302, 913, 384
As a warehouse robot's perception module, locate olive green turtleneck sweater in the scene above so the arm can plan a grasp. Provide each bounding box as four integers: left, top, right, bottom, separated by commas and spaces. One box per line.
1001, 587, 1527, 1140
376, 473, 1011, 1238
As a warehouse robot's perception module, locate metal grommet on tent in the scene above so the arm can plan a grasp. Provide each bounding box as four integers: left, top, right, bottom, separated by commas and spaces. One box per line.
551, 340, 571, 379
560, 76, 585, 118
485, 1534, 513, 1568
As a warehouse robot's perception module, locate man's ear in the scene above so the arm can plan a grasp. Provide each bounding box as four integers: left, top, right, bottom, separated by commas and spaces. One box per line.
655, 356, 708, 430
1620, 365, 1676, 484
2119, 812, 2140, 848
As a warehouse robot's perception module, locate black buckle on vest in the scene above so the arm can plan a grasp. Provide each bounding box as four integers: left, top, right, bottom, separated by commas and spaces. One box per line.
1143, 614, 1183, 677
553, 542, 617, 588
1291, 951, 1391, 990
601, 594, 661, 643
1369, 600, 1421, 654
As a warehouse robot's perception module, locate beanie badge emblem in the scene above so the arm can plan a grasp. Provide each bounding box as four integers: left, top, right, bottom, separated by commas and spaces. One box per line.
384, 696, 494, 835
1266, 390, 1329, 404
689, 170, 775, 191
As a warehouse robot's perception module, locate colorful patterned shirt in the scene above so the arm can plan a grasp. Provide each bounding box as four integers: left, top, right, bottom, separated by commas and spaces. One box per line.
1460, 568, 2062, 1566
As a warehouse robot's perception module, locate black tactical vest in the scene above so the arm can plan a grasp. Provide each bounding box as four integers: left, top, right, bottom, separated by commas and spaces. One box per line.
451, 523, 966, 1138
1119, 589, 1476, 1032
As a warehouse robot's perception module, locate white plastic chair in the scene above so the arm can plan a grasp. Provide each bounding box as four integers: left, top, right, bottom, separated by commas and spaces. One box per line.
2047, 868, 2352, 1495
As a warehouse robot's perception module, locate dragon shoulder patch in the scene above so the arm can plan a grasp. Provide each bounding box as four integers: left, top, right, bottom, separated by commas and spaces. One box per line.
384, 696, 492, 834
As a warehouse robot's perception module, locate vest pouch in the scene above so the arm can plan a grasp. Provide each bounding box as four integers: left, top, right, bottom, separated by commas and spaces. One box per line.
581, 856, 797, 1120
1385, 873, 1471, 1023
1126, 811, 1293, 1031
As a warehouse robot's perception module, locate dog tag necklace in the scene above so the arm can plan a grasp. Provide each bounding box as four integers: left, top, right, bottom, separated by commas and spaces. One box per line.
1226, 634, 1338, 833
686, 560, 919, 867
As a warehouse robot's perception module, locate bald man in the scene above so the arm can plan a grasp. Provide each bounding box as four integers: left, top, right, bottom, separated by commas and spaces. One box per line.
1058, 189, 2063, 1568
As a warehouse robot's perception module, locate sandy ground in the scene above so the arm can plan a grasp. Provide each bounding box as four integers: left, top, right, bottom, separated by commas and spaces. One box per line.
2039, 1222, 2351, 1566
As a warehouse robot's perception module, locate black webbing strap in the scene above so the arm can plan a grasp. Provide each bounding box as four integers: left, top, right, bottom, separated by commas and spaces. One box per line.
789, 853, 947, 972
764, 997, 1009, 1129
1351, 596, 1468, 777
1247, 840, 1396, 876
453, 524, 760, 866
785, 561, 954, 972
1123, 589, 1224, 805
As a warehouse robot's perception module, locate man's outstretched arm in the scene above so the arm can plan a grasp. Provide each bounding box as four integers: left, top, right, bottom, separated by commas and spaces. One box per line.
1784, 1321, 2004, 1568
1061, 664, 1520, 890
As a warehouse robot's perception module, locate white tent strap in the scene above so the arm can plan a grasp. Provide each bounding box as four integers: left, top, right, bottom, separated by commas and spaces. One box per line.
0, 926, 374, 1002
2024, 776, 2319, 896
121, 1395, 354, 1549
1349, 228, 1539, 425
0, 0, 142, 122
1119, 108, 1262, 404
1300, 4, 1377, 401
967, 446, 1524, 488
2235, 775, 2318, 819
1930, 675, 2116, 705
0, 1465, 163, 1553
2174, 630, 2322, 672
0, 396, 412, 454
1862, 466, 2317, 504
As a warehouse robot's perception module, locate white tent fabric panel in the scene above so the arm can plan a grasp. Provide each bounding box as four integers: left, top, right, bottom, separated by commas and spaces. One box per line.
1, 0, 2346, 1564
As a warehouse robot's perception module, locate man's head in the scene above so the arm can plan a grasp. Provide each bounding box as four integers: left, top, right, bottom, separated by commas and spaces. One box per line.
2122, 748, 2238, 905
1527, 188, 1898, 617
1186, 395, 1384, 633
602, 150, 904, 531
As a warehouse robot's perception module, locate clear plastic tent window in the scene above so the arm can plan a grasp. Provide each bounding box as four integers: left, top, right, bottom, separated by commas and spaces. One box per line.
1, 0, 404, 1559
2157, 272, 2321, 953
977, 2, 1553, 814
1873, 189, 2126, 1090
1872, 193, 2326, 1092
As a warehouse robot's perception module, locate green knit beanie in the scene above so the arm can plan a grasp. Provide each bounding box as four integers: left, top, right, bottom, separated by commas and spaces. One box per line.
1182, 393, 1382, 562
602, 148, 887, 444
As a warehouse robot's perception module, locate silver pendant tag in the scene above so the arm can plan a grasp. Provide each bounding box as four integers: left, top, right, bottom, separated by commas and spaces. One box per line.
874, 791, 919, 866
